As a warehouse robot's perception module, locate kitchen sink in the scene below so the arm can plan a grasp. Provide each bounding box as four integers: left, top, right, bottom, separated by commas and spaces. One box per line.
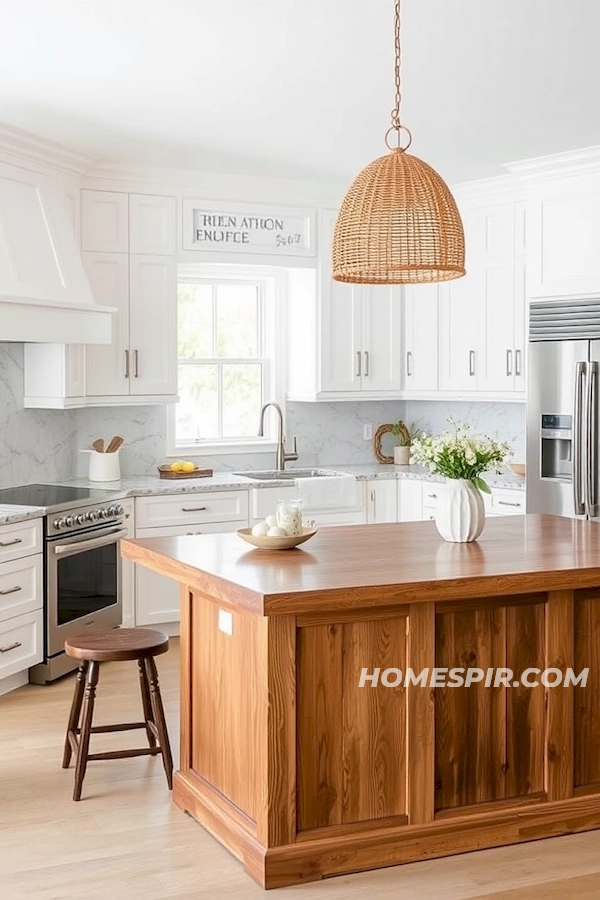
235, 469, 338, 481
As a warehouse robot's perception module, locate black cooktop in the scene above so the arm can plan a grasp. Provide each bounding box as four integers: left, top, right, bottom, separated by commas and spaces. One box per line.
0, 484, 111, 508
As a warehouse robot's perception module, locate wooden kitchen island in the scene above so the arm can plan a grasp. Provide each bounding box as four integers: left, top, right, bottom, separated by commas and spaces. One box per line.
122, 515, 600, 889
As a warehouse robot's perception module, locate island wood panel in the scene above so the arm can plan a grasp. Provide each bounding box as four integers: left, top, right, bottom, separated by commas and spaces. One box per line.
189, 591, 265, 824
435, 597, 546, 811
435, 605, 507, 810
574, 589, 600, 788
545, 590, 574, 802
296, 616, 407, 832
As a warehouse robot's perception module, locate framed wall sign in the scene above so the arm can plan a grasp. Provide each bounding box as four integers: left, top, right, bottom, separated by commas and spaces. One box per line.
182, 199, 316, 257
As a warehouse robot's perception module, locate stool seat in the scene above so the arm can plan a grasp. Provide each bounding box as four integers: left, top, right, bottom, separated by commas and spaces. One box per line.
65, 628, 169, 662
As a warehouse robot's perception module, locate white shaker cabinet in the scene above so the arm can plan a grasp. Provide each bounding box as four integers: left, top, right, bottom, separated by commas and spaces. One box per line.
129, 255, 177, 396
287, 209, 402, 400
527, 173, 600, 299
366, 480, 397, 523
403, 282, 439, 393
84, 252, 130, 397
129, 194, 177, 255
81, 190, 129, 253
397, 479, 424, 522
439, 207, 479, 393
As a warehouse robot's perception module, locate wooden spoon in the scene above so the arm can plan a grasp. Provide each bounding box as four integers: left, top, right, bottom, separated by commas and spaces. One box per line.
92, 438, 104, 453
106, 435, 124, 453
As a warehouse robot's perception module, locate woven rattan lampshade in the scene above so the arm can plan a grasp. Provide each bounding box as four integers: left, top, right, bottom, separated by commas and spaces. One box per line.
332, 148, 466, 284
332, 0, 466, 285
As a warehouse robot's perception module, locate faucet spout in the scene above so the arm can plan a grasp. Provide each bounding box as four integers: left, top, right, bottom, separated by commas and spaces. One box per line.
258, 402, 298, 471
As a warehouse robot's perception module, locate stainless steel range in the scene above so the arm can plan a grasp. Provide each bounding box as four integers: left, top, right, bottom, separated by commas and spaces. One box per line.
0, 484, 126, 683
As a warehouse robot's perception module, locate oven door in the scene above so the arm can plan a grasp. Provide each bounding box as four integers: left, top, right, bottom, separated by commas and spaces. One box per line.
46, 524, 127, 657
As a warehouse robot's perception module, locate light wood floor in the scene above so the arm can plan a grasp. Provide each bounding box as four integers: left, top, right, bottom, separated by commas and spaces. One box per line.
3, 641, 600, 899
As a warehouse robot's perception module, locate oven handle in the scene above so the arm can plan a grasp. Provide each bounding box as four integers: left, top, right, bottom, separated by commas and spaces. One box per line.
52, 528, 129, 559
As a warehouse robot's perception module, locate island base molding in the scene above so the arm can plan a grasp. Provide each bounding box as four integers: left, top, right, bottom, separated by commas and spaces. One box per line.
173, 771, 600, 889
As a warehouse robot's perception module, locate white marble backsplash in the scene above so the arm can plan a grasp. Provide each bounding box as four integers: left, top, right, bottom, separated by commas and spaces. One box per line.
0, 344, 526, 486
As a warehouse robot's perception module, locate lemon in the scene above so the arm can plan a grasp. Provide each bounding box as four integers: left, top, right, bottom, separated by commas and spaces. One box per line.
181, 461, 195, 473
170, 461, 185, 472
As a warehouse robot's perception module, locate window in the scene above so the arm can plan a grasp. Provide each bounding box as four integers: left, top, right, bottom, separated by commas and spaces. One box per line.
171, 266, 284, 453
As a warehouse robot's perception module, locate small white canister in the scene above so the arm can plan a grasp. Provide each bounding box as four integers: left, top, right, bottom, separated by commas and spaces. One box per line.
80, 449, 121, 482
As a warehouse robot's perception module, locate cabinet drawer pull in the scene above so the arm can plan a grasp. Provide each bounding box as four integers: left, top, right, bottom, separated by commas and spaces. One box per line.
181, 506, 207, 512
469, 350, 476, 376
364, 351, 369, 376
0, 641, 22, 653
0, 585, 22, 596
125, 349, 130, 379
426, 493, 438, 499
506, 349, 513, 376
498, 500, 522, 508
186, 531, 203, 535
515, 348, 522, 376
0, 538, 22, 547
133, 349, 139, 378
406, 351, 412, 377
356, 351, 361, 377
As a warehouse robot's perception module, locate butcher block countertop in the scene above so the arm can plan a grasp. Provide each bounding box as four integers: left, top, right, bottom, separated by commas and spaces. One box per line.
121, 514, 600, 616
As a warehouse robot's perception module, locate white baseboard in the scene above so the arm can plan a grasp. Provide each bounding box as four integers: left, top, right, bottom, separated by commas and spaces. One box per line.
0, 670, 28, 697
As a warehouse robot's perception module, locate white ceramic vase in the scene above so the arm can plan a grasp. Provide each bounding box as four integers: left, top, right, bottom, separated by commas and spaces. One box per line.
435, 478, 485, 543
394, 445, 411, 465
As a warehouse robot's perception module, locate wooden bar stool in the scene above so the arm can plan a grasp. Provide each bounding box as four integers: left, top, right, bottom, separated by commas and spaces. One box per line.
62, 628, 173, 801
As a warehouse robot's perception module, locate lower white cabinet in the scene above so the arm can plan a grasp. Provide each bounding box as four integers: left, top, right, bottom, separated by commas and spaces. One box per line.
250, 484, 367, 527
398, 480, 425, 522
366, 480, 397, 523
487, 488, 526, 516
0, 611, 43, 680
398, 479, 525, 522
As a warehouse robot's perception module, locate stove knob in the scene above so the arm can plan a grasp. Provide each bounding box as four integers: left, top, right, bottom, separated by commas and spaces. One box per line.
99, 508, 109, 519
65, 516, 75, 528
76, 514, 86, 525
115, 505, 124, 516
88, 510, 100, 522
107, 505, 118, 516
53, 518, 64, 529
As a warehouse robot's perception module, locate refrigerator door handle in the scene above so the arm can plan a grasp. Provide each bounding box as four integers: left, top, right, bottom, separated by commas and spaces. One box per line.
586, 361, 598, 517
574, 361, 586, 516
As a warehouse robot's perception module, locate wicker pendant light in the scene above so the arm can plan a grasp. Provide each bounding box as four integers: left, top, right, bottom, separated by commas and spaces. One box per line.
332, 0, 466, 285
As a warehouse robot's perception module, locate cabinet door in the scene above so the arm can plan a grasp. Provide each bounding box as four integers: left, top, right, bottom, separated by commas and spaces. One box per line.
83, 252, 130, 397
528, 179, 600, 298
513, 203, 527, 393
129, 255, 177, 396
366, 480, 397, 523
135, 521, 247, 626
319, 210, 362, 393
361, 285, 402, 393
129, 194, 177, 255
439, 208, 479, 392
81, 190, 128, 253
397, 479, 424, 522
478, 204, 516, 393
403, 283, 439, 392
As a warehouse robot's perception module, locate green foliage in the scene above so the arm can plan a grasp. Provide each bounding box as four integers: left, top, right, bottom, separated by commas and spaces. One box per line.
411, 419, 511, 492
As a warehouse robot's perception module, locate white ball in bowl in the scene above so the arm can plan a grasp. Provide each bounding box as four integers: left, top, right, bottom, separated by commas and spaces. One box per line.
265, 514, 277, 528
266, 526, 287, 537
251, 521, 270, 537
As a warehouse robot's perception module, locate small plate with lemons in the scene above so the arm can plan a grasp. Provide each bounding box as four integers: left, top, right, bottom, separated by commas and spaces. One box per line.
157, 461, 213, 479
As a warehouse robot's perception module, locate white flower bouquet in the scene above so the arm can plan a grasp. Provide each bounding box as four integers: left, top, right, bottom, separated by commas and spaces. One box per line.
411, 420, 511, 493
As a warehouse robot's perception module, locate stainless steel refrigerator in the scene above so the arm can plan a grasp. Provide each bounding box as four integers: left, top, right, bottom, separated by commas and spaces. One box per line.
527, 298, 600, 518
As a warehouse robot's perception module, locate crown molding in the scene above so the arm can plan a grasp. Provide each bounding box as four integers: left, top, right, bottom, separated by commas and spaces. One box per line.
504, 145, 600, 182
451, 173, 526, 204
0, 124, 97, 178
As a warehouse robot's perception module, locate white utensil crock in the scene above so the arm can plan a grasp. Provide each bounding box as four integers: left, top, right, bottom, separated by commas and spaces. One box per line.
80, 449, 121, 482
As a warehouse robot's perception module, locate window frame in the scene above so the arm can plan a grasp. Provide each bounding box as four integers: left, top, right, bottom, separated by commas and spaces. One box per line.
167, 264, 287, 457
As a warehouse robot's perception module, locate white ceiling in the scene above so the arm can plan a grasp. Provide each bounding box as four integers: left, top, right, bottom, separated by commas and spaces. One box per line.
0, 0, 598, 184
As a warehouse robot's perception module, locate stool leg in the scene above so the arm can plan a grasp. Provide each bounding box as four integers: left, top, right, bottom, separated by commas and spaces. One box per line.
144, 656, 173, 790
62, 662, 88, 769
73, 660, 99, 801
138, 658, 157, 748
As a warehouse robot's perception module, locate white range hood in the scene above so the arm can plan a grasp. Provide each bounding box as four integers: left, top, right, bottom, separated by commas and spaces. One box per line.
0, 161, 113, 344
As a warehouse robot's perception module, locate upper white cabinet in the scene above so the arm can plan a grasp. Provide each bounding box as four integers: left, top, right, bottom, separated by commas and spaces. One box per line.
129, 194, 177, 255
403, 282, 439, 394
287, 209, 402, 400
24, 191, 178, 408
527, 173, 600, 299
81, 190, 129, 253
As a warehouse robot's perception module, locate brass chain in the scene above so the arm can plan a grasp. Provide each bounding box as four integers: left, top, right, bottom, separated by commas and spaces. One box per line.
390, 0, 402, 130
